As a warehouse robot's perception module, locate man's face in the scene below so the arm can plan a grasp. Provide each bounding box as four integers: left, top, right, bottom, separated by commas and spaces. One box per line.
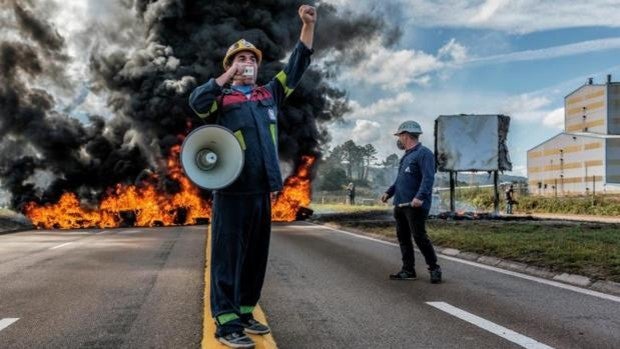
231, 51, 258, 85
396, 132, 418, 150
398, 133, 412, 146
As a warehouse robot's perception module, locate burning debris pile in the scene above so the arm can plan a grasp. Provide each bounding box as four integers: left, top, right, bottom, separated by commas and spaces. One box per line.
0, 0, 395, 229
431, 211, 539, 221
25, 149, 316, 229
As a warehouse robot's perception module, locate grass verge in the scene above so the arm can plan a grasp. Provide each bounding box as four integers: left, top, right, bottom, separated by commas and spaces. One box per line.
312, 206, 620, 282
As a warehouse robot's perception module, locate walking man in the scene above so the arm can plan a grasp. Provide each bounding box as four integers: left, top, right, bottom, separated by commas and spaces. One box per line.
381, 121, 442, 284
346, 182, 356, 205
505, 184, 516, 214
188, 5, 316, 348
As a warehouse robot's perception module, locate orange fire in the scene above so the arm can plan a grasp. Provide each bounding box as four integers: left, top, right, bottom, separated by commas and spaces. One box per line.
24, 147, 315, 229
272, 155, 315, 222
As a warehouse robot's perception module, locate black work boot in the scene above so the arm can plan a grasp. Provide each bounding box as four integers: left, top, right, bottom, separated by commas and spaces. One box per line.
216, 331, 255, 348
241, 316, 271, 335
389, 269, 417, 280
429, 266, 442, 284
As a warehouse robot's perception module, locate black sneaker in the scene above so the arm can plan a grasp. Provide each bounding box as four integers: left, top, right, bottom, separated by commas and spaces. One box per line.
429, 266, 442, 284
241, 317, 271, 335
389, 270, 417, 280
217, 331, 255, 348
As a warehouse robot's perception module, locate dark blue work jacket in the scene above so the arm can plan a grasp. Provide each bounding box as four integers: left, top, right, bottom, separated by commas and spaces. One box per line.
386, 143, 435, 211
188, 41, 313, 194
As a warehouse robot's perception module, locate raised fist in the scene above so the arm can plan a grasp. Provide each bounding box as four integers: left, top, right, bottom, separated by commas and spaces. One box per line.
299, 5, 317, 24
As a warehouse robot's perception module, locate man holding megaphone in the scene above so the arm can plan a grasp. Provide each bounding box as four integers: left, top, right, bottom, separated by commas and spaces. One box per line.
188, 5, 316, 348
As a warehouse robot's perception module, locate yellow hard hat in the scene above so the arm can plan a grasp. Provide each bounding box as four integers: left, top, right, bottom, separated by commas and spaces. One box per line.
222, 39, 263, 69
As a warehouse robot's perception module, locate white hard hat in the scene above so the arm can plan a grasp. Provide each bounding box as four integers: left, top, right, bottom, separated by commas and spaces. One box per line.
394, 121, 423, 135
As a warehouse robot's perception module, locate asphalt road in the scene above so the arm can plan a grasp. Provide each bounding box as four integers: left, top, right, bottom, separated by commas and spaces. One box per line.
261, 222, 620, 349
2, 223, 619, 349
0, 226, 205, 349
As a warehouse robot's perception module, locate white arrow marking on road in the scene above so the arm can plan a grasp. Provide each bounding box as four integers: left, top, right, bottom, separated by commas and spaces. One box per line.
49, 242, 74, 250
427, 302, 554, 349
0, 318, 19, 332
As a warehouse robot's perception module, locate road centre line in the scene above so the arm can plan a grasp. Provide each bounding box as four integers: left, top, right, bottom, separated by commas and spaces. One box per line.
427, 302, 554, 349
0, 318, 19, 333
303, 222, 620, 304
49, 242, 74, 250
203, 226, 277, 348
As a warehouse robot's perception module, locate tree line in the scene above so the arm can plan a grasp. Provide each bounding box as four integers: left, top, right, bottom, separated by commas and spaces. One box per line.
318, 140, 400, 191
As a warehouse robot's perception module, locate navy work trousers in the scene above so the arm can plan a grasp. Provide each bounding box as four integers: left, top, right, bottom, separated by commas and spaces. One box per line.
210, 192, 271, 333
394, 206, 439, 272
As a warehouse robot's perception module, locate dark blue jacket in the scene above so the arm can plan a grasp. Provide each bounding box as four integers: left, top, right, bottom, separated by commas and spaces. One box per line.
386, 143, 435, 211
188, 41, 313, 194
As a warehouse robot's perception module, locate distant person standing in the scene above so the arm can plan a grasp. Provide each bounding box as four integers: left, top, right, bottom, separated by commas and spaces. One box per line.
505, 184, 516, 214
346, 182, 356, 205
381, 121, 442, 284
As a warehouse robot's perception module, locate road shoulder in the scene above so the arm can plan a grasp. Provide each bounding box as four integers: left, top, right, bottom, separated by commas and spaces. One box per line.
318, 221, 620, 298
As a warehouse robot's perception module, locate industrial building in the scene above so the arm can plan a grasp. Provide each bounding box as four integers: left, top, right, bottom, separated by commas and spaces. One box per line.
527, 75, 620, 196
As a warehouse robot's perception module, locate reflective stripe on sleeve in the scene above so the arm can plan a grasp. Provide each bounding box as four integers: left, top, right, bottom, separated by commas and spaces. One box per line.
275, 71, 294, 98
190, 100, 218, 118
269, 124, 277, 145
233, 130, 247, 150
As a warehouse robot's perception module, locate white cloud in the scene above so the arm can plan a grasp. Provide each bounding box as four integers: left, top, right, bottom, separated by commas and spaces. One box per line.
500, 94, 552, 122
339, 39, 467, 90
438, 38, 468, 63
352, 120, 382, 144
323, 0, 620, 34
542, 108, 565, 130
349, 92, 415, 120
470, 38, 620, 65
511, 165, 527, 177
401, 0, 620, 34
469, 0, 510, 24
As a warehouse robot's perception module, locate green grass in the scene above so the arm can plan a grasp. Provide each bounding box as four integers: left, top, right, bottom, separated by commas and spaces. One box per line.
445, 187, 620, 216
319, 217, 620, 282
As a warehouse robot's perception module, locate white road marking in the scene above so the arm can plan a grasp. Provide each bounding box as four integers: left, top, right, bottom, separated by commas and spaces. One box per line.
0, 318, 19, 332
427, 302, 554, 349
118, 230, 142, 235
49, 242, 74, 250
303, 222, 620, 304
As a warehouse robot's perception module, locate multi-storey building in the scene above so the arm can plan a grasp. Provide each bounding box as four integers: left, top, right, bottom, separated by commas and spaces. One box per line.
527, 75, 620, 196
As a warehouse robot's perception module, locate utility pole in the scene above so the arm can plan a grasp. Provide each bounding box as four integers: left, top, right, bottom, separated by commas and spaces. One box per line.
585, 163, 589, 196
493, 171, 499, 215
560, 149, 564, 195
592, 175, 596, 205
449, 171, 455, 213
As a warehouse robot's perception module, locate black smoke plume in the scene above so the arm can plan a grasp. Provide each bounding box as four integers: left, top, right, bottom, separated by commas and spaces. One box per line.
0, 0, 396, 211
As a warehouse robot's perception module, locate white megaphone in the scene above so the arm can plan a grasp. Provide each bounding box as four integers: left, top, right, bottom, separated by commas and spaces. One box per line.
180, 125, 244, 190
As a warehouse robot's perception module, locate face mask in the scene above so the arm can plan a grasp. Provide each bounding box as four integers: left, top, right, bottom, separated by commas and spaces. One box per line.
396, 139, 405, 150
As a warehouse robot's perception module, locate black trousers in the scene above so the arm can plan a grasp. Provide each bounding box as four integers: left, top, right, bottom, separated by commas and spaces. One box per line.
394, 206, 438, 271
210, 192, 271, 333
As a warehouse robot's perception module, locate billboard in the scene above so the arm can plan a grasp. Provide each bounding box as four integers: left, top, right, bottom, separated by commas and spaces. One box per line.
435, 114, 512, 172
